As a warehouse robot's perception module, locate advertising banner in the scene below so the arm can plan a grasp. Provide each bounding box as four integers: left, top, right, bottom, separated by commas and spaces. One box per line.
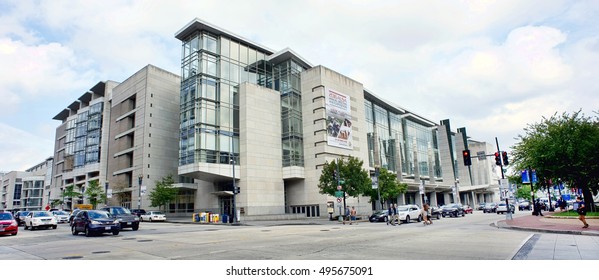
325, 88, 353, 150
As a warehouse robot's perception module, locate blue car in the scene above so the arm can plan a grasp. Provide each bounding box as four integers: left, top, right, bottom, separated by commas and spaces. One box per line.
71, 210, 120, 237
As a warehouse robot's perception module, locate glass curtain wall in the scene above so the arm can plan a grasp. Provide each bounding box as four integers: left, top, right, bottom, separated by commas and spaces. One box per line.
274, 59, 306, 167
403, 120, 440, 178
179, 31, 274, 167
364, 100, 401, 173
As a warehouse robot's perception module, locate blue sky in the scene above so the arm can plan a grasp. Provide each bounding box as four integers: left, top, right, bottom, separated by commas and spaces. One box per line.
1, 0, 598, 171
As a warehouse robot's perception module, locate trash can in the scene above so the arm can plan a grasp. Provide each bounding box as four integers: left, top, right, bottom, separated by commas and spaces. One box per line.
222, 214, 228, 224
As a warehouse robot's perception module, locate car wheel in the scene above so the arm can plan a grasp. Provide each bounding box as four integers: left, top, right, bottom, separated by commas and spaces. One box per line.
417, 215, 422, 222
23, 223, 28, 230
132, 224, 139, 231
462, 212, 465, 217
140, 217, 144, 222
384, 216, 388, 223
436, 213, 441, 220
405, 216, 410, 223
11, 232, 17, 236
84, 226, 91, 237
71, 226, 78, 235
112, 230, 119, 236
149, 218, 153, 222
52, 225, 57, 229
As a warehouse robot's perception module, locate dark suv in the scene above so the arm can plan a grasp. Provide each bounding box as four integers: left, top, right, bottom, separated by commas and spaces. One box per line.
131, 209, 146, 217
441, 203, 465, 217
100, 206, 140, 230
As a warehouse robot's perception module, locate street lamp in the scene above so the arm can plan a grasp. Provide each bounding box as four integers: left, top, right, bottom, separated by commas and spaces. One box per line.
138, 174, 142, 210
454, 178, 460, 204
230, 155, 238, 225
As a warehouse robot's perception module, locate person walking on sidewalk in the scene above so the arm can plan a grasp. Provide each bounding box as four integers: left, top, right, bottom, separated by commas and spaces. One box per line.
576, 196, 589, 228
343, 206, 350, 225
350, 206, 357, 225
387, 204, 395, 226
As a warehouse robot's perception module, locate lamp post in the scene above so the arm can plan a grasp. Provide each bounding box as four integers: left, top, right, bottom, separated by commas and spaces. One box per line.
138, 174, 142, 210
454, 178, 460, 204
230, 155, 238, 225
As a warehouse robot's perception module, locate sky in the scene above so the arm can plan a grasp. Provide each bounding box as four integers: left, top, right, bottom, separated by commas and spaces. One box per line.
1, 0, 598, 172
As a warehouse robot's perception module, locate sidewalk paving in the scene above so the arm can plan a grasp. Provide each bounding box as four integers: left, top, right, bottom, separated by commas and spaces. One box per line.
496, 211, 599, 236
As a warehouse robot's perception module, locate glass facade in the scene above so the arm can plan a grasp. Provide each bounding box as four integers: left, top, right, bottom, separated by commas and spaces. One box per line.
70, 102, 103, 168
179, 30, 307, 168
365, 99, 442, 179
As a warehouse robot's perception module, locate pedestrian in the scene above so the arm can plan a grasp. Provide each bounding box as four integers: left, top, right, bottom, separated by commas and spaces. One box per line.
422, 204, 431, 225
350, 206, 357, 225
535, 199, 544, 216
393, 203, 399, 226
386, 204, 394, 226
576, 196, 589, 228
343, 205, 350, 225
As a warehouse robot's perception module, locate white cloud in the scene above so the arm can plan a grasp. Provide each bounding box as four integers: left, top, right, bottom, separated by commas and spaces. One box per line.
0, 122, 53, 171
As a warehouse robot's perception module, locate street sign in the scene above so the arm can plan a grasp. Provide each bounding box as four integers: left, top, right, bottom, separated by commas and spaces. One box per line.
477, 151, 486, 160
337, 197, 342, 203
141, 185, 147, 196
107, 188, 113, 198
335, 191, 344, 198
337, 185, 342, 190
419, 182, 425, 195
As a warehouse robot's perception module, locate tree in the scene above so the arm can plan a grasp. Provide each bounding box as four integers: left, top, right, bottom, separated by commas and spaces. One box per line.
365, 167, 407, 209
511, 110, 599, 211
317, 156, 371, 202
62, 184, 81, 210
149, 175, 178, 211
514, 185, 532, 201
84, 180, 106, 209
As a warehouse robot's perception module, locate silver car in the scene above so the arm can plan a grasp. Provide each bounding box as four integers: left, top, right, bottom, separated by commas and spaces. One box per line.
51, 210, 70, 223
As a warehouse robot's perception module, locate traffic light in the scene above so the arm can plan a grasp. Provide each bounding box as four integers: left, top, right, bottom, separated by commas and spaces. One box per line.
462, 150, 472, 166
502, 151, 509, 165
333, 170, 338, 182
494, 152, 502, 166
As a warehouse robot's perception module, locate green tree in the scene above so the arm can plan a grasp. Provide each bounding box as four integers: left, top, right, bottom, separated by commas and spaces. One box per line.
511, 110, 599, 211
62, 184, 81, 210
514, 185, 532, 201
317, 156, 371, 201
149, 175, 178, 211
365, 167, 407, 209
84, 180, 106, 209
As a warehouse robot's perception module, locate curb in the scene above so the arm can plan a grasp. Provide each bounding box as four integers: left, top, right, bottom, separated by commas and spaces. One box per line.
496, 220, 599, 236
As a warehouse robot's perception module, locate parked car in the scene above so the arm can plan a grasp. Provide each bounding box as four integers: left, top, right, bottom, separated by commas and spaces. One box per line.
131, 209, 147, 217
0, 211, 18, 236
14, 211, 30, 226
463, 205, 473, 214
51, 210, 70, 223
496, 203, 515, 214
71, 210, 120, 237
69, 209, 82, 226
477, 203, 485, 210
369, 210, 389, 223
483, 203, 497, 213
518, 201, 531, 211
140, 211, 166, 222
100, 206, 140, 230
441, 203, 465, 217
23, 211, 58, 230
430, 206, 442, 220
397, 204, 422, 223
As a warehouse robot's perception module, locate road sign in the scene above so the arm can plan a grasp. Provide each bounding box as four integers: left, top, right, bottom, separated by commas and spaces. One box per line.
419, 181, 425, 195
372, 176, 378, 189
335, 191, 344, 198
477, 151, 486, 160
337, 197, 342, 203
337, 185, 342, 190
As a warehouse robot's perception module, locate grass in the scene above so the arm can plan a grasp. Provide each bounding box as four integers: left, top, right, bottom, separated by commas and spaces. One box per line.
551, 211, 599, 217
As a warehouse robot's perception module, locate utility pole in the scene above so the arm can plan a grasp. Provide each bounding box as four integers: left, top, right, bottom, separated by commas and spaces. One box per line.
495, 137, 511, 220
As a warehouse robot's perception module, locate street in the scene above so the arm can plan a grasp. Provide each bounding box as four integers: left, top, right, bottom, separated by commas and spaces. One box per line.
2, 211, 536, 260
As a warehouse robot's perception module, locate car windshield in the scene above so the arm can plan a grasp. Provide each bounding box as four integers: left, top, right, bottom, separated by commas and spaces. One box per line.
443, 204, 457, 209
110, 207, 132, 215
20, 211, 30, 216
88, 211, 111, 219
53, 211, 68, 215
396, 206, 409, 211
0, 213, 13, 220
151, 211, 164, 215
33, 211, 52, 217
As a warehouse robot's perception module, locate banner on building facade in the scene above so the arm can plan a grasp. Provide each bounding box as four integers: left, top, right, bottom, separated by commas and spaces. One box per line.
325, 88, 353, 150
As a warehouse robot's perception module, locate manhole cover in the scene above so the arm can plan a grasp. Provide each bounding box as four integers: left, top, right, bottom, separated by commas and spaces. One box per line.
261, 230, 271, 232
137, 240, 153, 242
205, 229, 219, 231
320, 229, 330, 232
62, 256, 83, 260
122, 238, 136, 240
92, 251, 110, 254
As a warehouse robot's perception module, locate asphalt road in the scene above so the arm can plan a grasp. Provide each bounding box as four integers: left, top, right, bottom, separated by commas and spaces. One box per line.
1, 211, 533, 260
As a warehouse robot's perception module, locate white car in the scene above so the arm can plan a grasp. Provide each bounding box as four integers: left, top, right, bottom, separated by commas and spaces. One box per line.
397, 204, 422, 223
140, 211, 166, 222
23, 211, 58, 230
51, 210, 70, 223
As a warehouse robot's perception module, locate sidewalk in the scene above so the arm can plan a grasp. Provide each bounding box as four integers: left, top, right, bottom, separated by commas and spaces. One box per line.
496, 211, 599, 236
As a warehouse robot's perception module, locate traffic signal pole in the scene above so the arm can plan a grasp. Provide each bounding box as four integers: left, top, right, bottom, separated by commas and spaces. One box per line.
495, 137, 512, 220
